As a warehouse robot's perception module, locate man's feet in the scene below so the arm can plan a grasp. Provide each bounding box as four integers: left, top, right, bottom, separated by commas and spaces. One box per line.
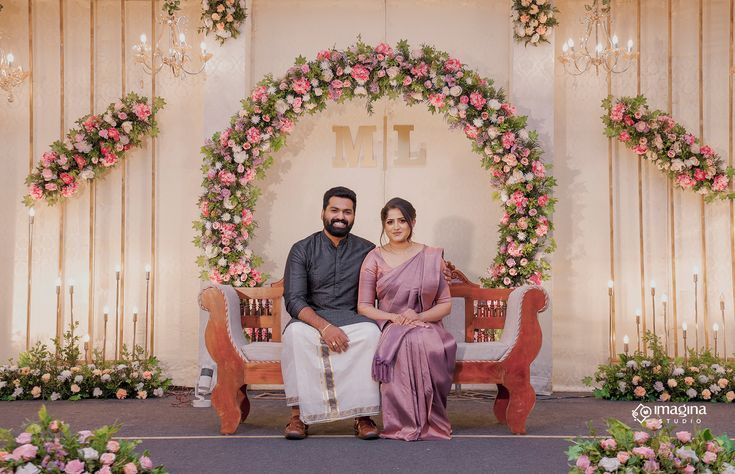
284, 416, 308, 440
354, 417, 379, 440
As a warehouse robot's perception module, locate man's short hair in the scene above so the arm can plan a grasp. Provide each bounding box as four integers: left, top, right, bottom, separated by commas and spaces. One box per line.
323, 186, 357, 211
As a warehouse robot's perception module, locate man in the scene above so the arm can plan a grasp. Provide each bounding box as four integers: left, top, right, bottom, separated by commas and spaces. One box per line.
281, 186, 381, 440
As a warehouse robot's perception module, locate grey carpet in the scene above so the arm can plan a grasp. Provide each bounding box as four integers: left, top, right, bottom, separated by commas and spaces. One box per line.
1, 391, 732, 473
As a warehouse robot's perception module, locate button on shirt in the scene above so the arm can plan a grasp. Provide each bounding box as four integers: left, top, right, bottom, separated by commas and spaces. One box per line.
284, 231, 376, 327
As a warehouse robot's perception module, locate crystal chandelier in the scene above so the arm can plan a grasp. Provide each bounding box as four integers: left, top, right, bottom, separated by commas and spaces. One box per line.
558, 0, 638, 76
132, 1, 212, 78
0, 39, 30, 102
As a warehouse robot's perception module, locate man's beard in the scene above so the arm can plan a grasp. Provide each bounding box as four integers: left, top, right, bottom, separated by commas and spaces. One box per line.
323, 217, 353, 237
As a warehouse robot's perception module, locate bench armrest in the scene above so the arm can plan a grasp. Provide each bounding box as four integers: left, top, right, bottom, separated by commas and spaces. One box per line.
199, 284, 250, 363
499, 285, 548, 364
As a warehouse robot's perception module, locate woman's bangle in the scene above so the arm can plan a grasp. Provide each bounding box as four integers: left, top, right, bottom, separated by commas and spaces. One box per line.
319, 323, 333, 336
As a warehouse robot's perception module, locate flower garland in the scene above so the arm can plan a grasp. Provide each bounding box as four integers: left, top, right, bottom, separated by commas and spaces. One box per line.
199, 0, 248, 45
0, 326, 171, 402
567, 418, 735, 473
23, 92, 164, 207
602, 95, 734, 202
195, 39, 556, 289
584, 334, 735, 403
511, 0, 559, 46
0, 406, 168, 473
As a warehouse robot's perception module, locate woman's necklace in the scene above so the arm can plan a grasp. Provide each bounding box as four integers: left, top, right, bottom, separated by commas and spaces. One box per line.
385, 242, 414, 254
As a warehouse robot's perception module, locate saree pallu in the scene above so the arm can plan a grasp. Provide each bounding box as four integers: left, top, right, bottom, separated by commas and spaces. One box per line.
359, 246, 457, 440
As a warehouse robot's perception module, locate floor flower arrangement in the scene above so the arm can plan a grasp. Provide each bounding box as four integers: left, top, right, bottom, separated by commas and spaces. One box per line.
584, 333, 735, 403
0, 324, 171, 402
0, 406, 168, 473
567, 418, 735, 473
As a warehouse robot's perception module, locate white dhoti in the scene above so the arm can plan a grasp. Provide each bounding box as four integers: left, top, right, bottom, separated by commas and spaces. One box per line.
281, 321, 381, 424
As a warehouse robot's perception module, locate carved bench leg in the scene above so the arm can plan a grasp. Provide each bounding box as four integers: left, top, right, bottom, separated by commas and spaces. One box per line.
493, 384, 510, 425
504, 379, 536, 435
211, 366, 246, 435
240, 385, 251, 423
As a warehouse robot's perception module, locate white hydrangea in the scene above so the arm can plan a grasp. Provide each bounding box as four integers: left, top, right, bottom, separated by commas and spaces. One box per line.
81, 447, 99, 461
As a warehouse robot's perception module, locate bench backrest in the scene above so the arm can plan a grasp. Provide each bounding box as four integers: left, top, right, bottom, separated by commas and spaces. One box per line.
234, 280, 284, 343
232, 262, 511, 345
445, 262, 511, 343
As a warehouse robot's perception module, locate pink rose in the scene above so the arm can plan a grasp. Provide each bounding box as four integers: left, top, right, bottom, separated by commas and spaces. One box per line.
538, 195, 549, 207
133, 103, 151, 121
98, 466, 113, 474
402, 76, 412, 86
218, 170, 236, 186
428, 93, 445, 108
374, 42, 394, 57
703, 451, 717, 464
246, 127, 261, 144
12, 444, 38, 461
350, 64, 370, 84
242, 209, 254, 226
609, 102, 625, 121
65, 459, 85, 474
107, 128, 120, 141
469, 91, 487, 110
74, 154, 87, 169
444, 58, 462, 73
676, 174, 695, 189
279, 118, 294, 134
618, 131, 631, 142
529, 272, 542, 285
250, 85, 268, 103
106, 440, 120, 453
502, 132, 516, 149
15, 433, 32, 444
291, 77, 311, 95
100, 452, 116, 465
632, 446, 655, 459
115, 388, 127, 399
29, 185, 43, 200
600, 438, 617, 450
532, 161, 545, 177
123, 462, 138, 474
575, 455, 590, 469
464, 125, 479, 139
501, 103, 516, 116
617, 451, 630, 464
140, 456, 153, 470
633, 431, 650, 444
411, 62, 429, 77
60, 173, 74, 185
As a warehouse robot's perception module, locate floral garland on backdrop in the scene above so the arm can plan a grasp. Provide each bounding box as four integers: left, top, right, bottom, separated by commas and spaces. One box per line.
584, 334, 735, 403
199, 0, 248, 45
567, 418, 735, 473
0, 407, 168, 473
602, 95, 734, 202
23, 92, 164, 207
511, 0, 559, 46
0, 325, 171, 402
194, 39, 556, 289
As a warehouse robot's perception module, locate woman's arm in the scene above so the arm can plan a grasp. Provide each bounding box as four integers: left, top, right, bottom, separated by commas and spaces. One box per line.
418, 301, 451, 322
357, 302, 398, 323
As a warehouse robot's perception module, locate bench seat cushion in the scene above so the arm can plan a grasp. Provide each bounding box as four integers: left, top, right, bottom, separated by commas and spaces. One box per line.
456, 341, 510, 361
241, 342, 282, 362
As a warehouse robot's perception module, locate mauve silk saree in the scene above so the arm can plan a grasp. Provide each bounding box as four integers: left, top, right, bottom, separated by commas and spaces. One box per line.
358, 246, 457, 440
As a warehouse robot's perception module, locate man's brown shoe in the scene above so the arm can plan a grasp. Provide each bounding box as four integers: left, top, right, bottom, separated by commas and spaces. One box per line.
284, 416, 308, 440
354, 417, 379, 440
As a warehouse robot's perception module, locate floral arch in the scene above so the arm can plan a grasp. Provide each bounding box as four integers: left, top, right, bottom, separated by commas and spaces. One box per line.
194, 40, 556, 289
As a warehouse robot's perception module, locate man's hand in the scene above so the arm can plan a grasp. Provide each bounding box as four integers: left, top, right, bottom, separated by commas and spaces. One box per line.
321, 325, 350, 353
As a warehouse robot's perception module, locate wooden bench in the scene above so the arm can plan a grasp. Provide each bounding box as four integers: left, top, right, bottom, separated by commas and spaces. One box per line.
198, 263, 548, 435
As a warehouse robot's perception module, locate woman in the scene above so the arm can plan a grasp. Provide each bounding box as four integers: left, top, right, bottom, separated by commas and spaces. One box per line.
357, 197, 456, 441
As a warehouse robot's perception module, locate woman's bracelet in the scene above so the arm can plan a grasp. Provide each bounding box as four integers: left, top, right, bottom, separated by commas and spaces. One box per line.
319, 323, 333, 336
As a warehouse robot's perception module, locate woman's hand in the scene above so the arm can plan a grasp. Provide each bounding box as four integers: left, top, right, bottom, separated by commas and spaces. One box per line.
393, 309, 429, 327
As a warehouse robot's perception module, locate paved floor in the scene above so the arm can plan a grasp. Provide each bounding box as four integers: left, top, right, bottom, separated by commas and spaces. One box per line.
1, 391, 733, 473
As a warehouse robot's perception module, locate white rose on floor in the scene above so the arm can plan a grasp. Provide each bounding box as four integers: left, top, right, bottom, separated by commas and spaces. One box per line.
599, 458, 620, 472
93, 387, 103, 397
16, 464, 41, 474
82, 447, 100, 461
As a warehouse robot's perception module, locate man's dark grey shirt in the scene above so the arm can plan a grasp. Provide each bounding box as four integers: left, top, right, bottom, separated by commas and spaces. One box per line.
284, 231, 375, 327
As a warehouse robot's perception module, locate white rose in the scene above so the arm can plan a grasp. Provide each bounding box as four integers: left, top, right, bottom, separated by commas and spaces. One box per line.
222, 213, 231, 222
599, 457, 620, 472
74, 375, 83, 383
122, 121, 133, 133
313, 88, 323, 97
93, 387, 103, 397
449, 85, 462, 97
16, 464, 41, 474
321, 69, 334, 82
81, 447, 100, 461
275, 101, 288, 115
488, 99, 501, 110
234, 151, 248, 164
410, 48, 423, 60
218, 258, 227, 267
531, 33, 540, 43
354, 86, 367, 96
387, 66, 399, 78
